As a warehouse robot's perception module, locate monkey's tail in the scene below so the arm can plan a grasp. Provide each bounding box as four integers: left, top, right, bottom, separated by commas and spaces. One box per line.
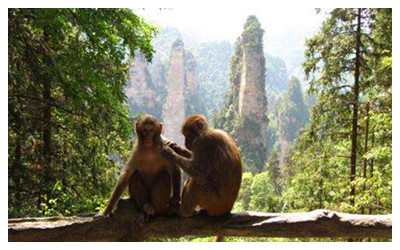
213, 236, 225, 242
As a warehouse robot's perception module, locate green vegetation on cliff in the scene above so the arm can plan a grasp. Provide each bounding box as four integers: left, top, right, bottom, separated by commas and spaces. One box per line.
277, 76, 309, 142
193, 41, 233, 114
214, 15, 268, 174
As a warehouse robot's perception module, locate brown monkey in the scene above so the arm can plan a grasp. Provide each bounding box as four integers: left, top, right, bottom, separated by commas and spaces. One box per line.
99, 115, 182, 218
161, 114, 242, 219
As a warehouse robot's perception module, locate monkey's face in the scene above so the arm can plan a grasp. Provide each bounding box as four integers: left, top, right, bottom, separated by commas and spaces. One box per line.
182, 117, 206, 150
184, 133, 196, 150
135, 115, 163, 148
140, 124, 158, 147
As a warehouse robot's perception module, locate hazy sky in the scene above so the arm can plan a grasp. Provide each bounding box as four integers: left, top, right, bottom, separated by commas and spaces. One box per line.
135, 8, 326, 54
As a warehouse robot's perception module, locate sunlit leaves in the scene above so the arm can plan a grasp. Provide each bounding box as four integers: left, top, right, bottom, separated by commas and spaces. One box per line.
284, 8, 391, 216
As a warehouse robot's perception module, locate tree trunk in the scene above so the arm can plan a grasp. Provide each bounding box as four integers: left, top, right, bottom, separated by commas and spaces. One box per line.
42, 29, 52, 174
350, 8, 362, 206
369, 129, 375, 216
11, 108, 23, 207
361, 103, 370, 214
40, 27, 53, 212
348, 8, 363, 243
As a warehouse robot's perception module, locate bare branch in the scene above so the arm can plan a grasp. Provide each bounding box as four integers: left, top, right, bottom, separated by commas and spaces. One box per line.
8, 199, 392, 242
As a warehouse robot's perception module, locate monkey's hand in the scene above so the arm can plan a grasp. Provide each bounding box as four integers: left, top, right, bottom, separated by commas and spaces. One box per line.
164, 140, 192, 158
143, 202, 155, 216
161, 146, 177, 160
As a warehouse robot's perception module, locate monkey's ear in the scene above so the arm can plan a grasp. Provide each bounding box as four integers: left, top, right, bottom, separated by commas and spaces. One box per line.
135, 122, 140, 130
159, 123, 163, 134
194, 119, 204, 131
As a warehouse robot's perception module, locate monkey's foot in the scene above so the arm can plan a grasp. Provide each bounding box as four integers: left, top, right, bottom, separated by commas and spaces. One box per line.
194, 208, 209, 216
166, 205, 180, 216
136, 212, 147, 225
143, 202, 155, 216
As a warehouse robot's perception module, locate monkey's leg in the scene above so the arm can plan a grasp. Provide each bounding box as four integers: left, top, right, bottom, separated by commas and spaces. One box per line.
151, 170, 171, 215
179, 178, 200, 218
128, 170, 150, 212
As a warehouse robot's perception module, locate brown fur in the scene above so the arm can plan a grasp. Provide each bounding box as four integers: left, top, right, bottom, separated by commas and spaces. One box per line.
101, 115, 182, 217
162, 114, 242, 217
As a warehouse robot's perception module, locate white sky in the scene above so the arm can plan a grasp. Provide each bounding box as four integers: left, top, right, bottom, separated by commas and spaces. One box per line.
134, 8, 326, 54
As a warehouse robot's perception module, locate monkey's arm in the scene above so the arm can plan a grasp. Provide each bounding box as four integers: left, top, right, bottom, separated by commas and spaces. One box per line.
162, 147, 206, 184
162, 136, 192, 158
102, 175, 128, 216
170, 144, 192, 158
169, 164, 182, 206
102, 156, 137, 216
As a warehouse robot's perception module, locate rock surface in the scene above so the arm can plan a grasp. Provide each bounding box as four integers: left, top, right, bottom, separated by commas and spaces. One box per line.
162, 40, 186, 144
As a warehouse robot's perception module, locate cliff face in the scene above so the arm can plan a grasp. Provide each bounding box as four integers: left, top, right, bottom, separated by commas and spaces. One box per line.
214, 16, 268, 173
276, 76, 309, 166
125, 37, 206, 145
237, 17, 268, 149
239, 47, 267, 122
184, 51, 198, 93
162, 40, 186, 144
153, 61, 167, 90
238, 18, 268, 173
126, 54, 162, 119
229, 39, 243, 112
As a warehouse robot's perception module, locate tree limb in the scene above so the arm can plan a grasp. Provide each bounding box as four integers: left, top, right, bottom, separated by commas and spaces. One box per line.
8, 199, 392, 242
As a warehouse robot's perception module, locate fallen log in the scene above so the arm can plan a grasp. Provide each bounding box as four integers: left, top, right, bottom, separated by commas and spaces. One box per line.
8, 199, 392, 241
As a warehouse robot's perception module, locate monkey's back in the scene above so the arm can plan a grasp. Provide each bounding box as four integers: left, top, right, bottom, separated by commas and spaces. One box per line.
195, 129, 242, 215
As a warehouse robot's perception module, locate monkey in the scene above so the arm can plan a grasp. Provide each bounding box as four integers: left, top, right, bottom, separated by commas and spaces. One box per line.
98, 115, 183, 219
161, 114, 242, 220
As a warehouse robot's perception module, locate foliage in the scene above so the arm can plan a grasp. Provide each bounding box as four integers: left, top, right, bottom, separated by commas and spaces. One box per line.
192, 41, 233, 115
184, 90, 208, 118
264, 148, 282, 194
264, 54, 289, 119
8, 8, 157, 217
150, 26, 183, 65
265, 54, 289, 92
277, 76, 309, 142
184, 51, 208, 117
283, 8, 392, 215
242, 15, 265, 50
214, 15, 268, 174
249, 172, 283, 212
232, 172, 253, 212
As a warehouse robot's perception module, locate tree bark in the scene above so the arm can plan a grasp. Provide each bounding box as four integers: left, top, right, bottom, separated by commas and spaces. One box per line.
350, 8, 362, 206
361, 103, 370, 214
42, 27, 52, 175
8, 199, 392, 242
369, 129, 375, 217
